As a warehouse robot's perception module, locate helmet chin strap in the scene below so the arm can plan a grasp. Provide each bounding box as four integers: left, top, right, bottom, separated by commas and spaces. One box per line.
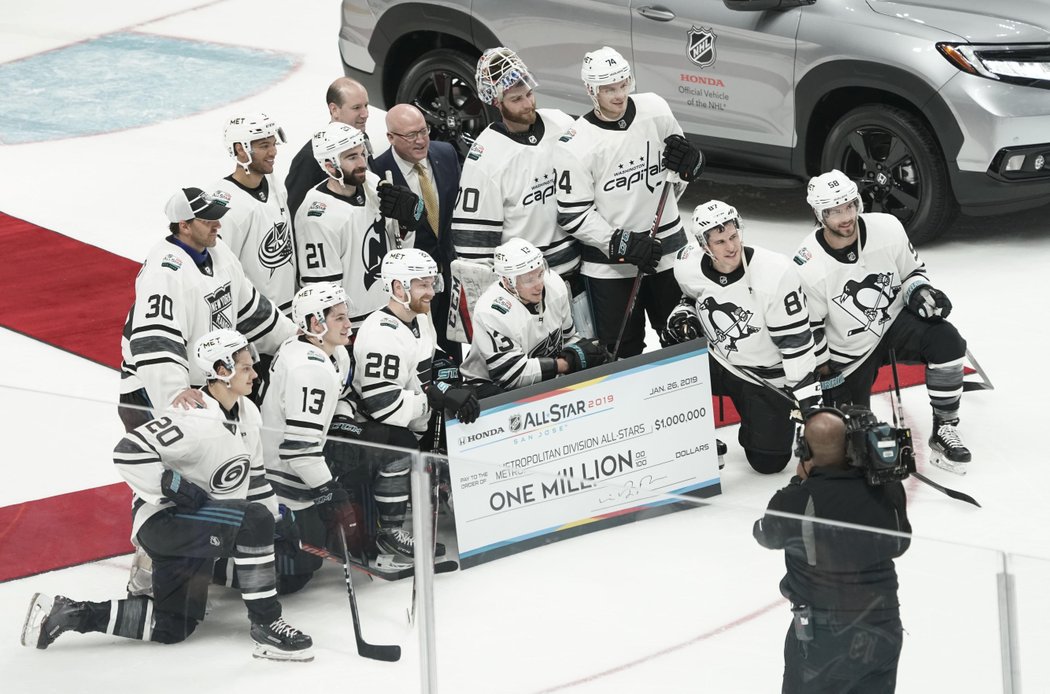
236, 143, 253, 175
302, 313, 329, 340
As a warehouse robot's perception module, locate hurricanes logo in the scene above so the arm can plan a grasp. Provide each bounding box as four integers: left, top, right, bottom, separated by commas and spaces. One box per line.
362, 216, 387, 290
211, 455, 250, 493
700, 296, 759, 353
258, 221, 292, 274
205, 283, 233, 330
832, 272, 901, 336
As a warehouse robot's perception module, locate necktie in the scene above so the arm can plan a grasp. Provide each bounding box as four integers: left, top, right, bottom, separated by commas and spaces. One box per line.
414, 162, 440, 236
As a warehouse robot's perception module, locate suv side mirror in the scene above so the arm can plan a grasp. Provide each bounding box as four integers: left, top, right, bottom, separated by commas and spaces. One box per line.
723, 0, 815, 11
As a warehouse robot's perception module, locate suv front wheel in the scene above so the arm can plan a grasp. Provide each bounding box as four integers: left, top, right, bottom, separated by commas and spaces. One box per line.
822, 104, 957, 245
395, 48, 496, 160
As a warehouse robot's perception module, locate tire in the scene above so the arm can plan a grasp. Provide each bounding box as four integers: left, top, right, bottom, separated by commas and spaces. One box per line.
395, 49, 498, 162
821, 104, 957, 245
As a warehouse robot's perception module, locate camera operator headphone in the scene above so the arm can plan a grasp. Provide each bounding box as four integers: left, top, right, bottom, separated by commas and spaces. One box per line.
793, 406, 847, 462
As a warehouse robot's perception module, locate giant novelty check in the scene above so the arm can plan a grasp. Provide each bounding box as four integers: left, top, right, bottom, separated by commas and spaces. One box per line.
446, 340, 721, 568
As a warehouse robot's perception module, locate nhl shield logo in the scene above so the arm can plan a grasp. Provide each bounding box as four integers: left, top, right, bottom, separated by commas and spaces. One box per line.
509, 414, 523, 432
687, 26, 717, 69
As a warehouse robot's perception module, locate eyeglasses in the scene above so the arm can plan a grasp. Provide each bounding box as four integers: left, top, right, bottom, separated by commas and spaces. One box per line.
390, 124, 431, 142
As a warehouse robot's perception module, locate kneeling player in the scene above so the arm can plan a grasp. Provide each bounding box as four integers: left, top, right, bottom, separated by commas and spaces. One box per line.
22, 330, 312, 661
353, 249, 480, 562
461, 238, 610, 397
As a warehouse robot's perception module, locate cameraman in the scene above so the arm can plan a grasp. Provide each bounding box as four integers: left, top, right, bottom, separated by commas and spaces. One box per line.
753, 408, 911, 693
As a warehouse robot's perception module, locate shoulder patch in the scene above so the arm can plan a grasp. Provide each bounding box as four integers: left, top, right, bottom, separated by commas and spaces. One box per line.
467, 142, 485, 161
558, 127, 577, 143
677, 244, 696, 261
306, 352, 325, 363
491, 295, 513, 315
793, 247, 813, 266
211, 189, 232, 206
307, 200, 327, 217
378, 315, 400, 329
161, 253, 183, 271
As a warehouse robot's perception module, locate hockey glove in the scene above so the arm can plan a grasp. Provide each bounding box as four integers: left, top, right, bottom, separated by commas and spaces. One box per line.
662, 134, 704, 182
377, 183, 423, 231
160, 469, 208, 512
274, 508, 300, 559
310, 482, 357, 536
785, 377, 823, 421
427, 382, 480, 424
432, 352, 461, 386
662, 300, 702, 346
907, 285, 952, 321
559, 339, 612, 373
609, 228, 661, 274
324, 414, 364, 479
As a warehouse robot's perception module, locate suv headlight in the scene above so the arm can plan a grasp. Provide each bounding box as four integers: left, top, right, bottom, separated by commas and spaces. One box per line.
937, 43, 1050, 89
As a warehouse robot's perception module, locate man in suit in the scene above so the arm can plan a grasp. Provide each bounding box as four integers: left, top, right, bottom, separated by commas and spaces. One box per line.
286, 78, 375, 223
371, 104, 462, 361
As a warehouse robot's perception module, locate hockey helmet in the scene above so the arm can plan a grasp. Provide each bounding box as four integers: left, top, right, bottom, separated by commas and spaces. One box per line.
806, 169, 863, 224
581, 46, 634, 110
194, 329, 258, 383
494, 238, 546, 298
223, 112, 286, 173
476, 47, 539, 106
381, 249, 443, 308
691, 200, 742, 253
311, 122, 367, 182
293, 282, 349, 339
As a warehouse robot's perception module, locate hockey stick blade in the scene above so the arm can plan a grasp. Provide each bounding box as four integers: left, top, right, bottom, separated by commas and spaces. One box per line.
337, 528, 402, 662
912, 471, 981, 508
301, 541, 458, 580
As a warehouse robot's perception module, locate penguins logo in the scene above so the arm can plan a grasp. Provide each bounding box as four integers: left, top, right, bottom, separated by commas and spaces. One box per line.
258, 221, 293, 275
361, 216, 388, 290
700, 296, 760, 353
832, 272, 901, 336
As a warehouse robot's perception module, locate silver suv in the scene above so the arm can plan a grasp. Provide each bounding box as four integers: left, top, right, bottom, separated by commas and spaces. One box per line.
339, 0, 1050, 244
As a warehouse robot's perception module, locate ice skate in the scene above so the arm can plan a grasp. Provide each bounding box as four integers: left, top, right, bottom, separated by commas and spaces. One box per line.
717, 439, 727, 470
929, 418, 971, 475
126, 546, 153, 597
21, 593, 89, 650
376, 527, 416, 564
250, 617, 313, 662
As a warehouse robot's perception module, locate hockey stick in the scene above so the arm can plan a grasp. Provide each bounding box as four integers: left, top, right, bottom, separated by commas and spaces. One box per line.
337, 526, 403, 662
889, 350, 981, 508
409, 410, 446, 624
611, 177, 673, 360
300, 540, 458, 581
963, 347, 994, 392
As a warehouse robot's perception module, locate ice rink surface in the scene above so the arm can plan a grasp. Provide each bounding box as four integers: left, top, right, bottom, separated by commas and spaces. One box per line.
1, 2, 1049, 692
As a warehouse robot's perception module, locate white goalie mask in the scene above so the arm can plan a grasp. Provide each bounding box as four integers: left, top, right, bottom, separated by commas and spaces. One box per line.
581, 46, 635, 111
194, 329, 258, 384
311, 122, 366, 184
692, 199, 743, 255
806, 169, 863, 224
223, 112, 286, 173
381, 249, 443, 310
292, 282, 349, 339
494, 237, 546, 302
476, 47, 539, 106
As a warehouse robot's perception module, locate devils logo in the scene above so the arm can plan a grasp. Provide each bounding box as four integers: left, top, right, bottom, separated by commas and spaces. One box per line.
361, 216, 388, 290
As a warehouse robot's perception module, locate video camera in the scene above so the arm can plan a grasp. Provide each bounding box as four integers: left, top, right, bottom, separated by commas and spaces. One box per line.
840, 404, 916, 486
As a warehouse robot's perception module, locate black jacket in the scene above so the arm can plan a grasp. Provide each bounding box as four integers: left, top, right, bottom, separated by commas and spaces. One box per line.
753, 466, 911, 616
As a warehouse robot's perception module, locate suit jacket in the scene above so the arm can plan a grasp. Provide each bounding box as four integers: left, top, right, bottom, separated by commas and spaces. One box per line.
371, 140, 460, 270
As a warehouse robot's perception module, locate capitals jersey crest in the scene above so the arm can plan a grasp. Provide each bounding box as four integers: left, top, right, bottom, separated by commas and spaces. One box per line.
832, 272, 901, 337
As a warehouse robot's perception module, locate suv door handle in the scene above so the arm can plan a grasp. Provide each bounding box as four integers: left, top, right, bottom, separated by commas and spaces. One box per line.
637, 5, 676, 22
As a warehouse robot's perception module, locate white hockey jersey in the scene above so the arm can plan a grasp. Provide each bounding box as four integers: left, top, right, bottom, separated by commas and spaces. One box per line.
260, 336, 355, 510
352, 308, 436, 435
452, 109, 580, 278
461, 270, 577, 389
555, 93, 689, 279
119, 237, 296, 407
294, 171, 415, 331
209, 174, 297, 316
793, 214, 929, 378
114, 391, 277, 539
675, 244, 816, 388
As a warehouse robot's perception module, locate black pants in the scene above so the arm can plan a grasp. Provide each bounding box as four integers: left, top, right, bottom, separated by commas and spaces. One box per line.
586, 268, 682, 358
118, 389, 153, 434
825, 311, 965, 418
711, 360, 793, 474
783, 613, 903, 693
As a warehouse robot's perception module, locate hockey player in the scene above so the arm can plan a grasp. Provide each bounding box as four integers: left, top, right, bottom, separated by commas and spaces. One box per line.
555, 46, 703, 358
665, 200, 821, 474
453, 47, 580, 280
461, 238, 609, 395
286, 77, 375, 221
353, 248, 480, 560
295, 121, 422, 331
118, 186, 296, 433
209, 112, 297, 317
261, 283, 359, 593
794, 170, 970, 473
23, 330, 312, 661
